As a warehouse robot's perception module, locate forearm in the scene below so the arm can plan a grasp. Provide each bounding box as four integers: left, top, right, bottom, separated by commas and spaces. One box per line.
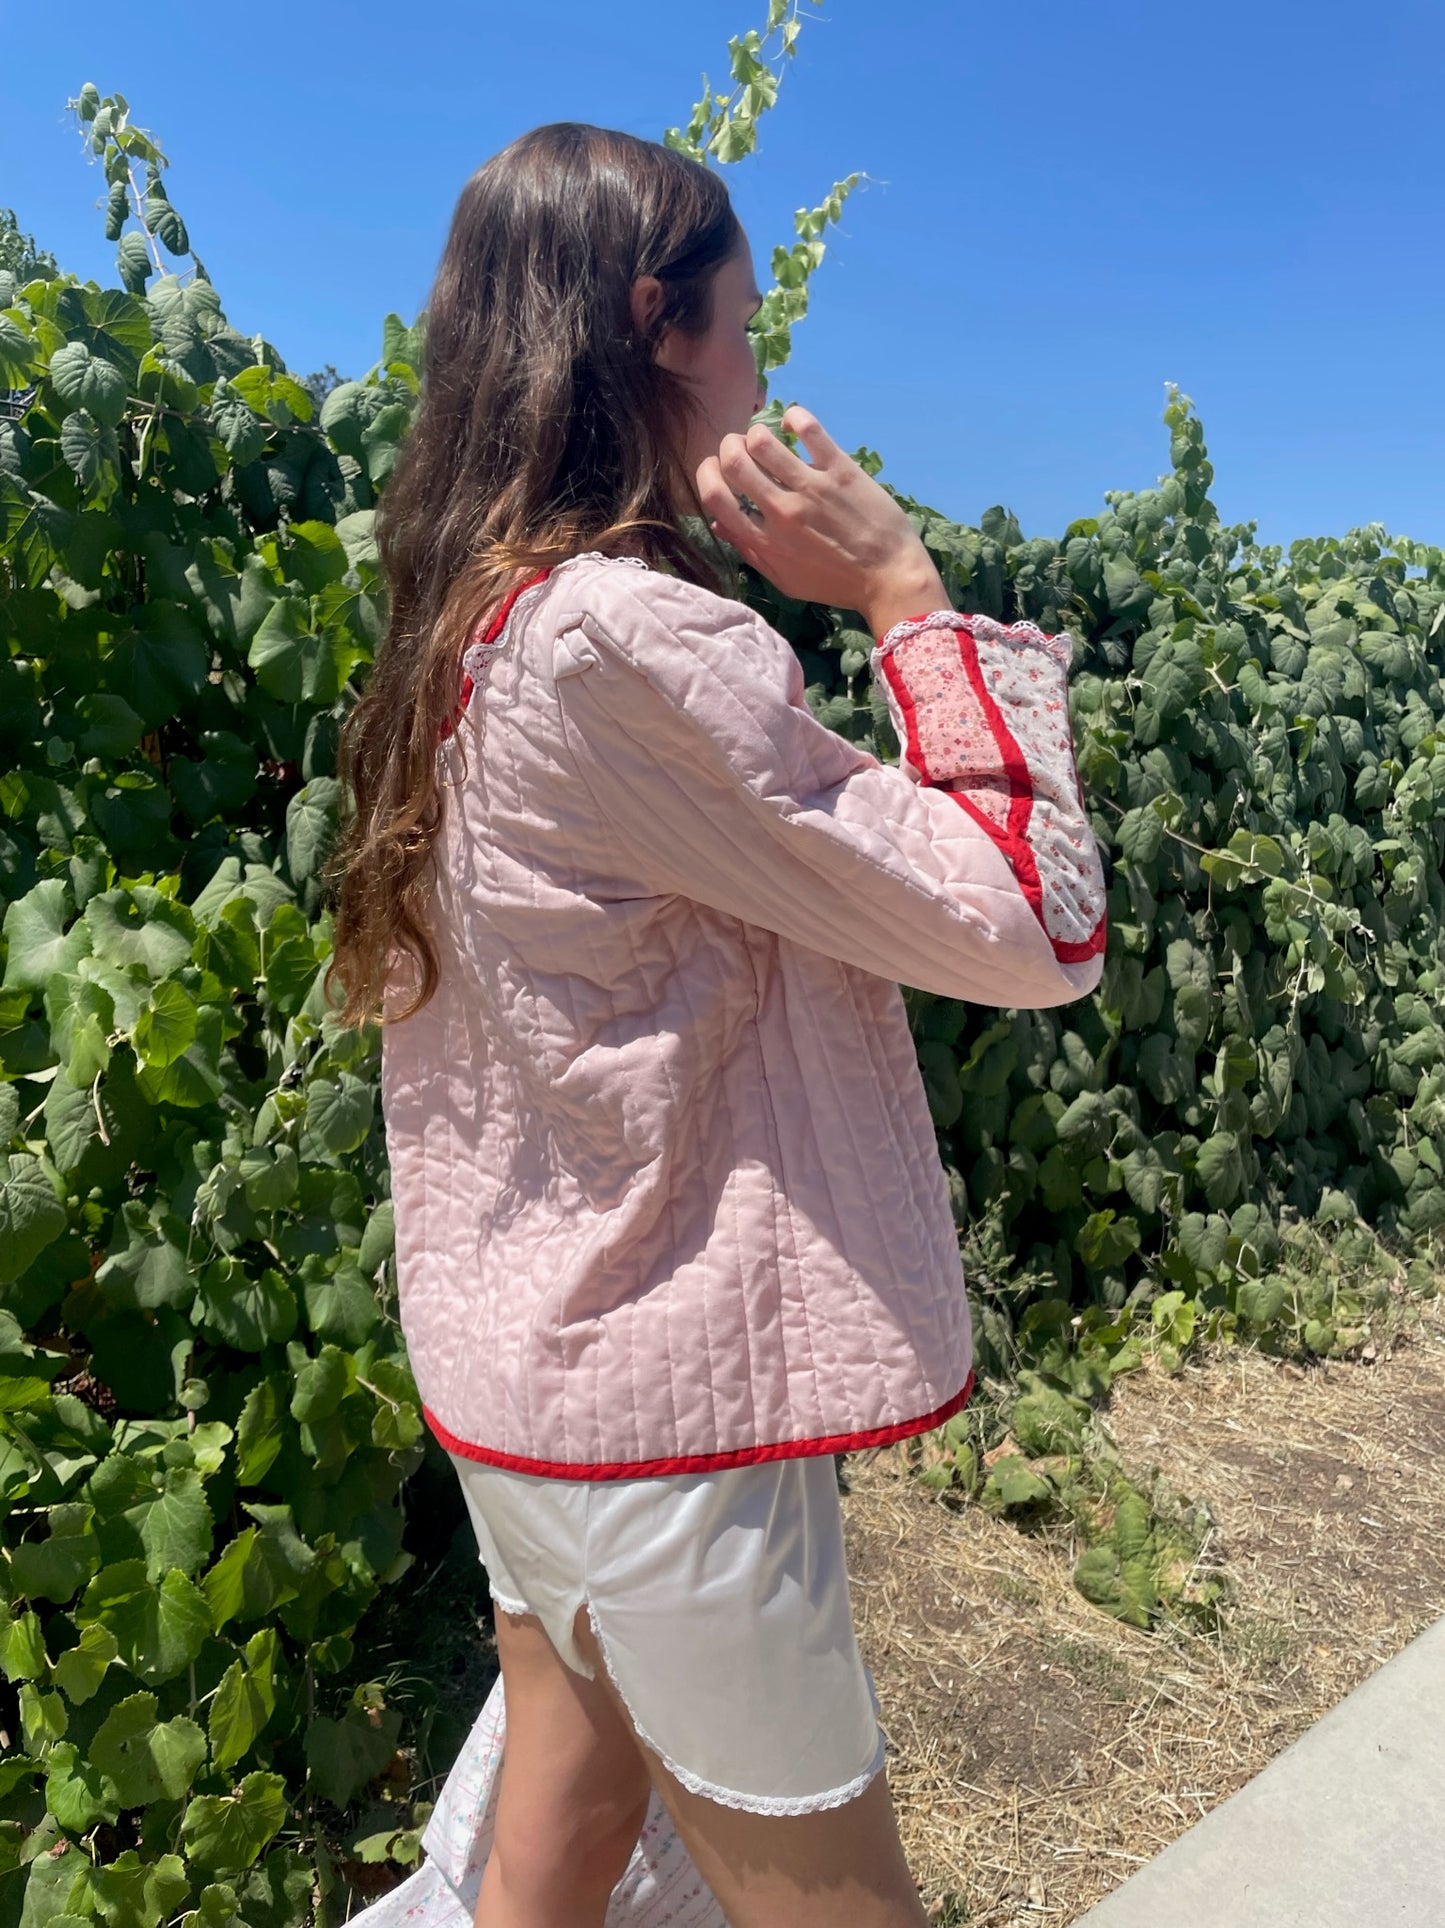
859, 556, 950, 642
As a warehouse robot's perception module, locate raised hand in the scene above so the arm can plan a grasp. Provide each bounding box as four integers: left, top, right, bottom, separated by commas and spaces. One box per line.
695, 405, 947, 638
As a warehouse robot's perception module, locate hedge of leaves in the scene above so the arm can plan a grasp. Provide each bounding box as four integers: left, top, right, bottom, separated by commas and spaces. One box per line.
0, 104, 436, 1928
745, 398, 1445, 1389
1, 56, 1443, 1928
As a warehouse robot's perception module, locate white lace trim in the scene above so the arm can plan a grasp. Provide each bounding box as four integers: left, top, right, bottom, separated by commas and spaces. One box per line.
872, 607, 1074, 672
487, 1586, 531, 1618
459, 572, 554, 693
583, 1598, 887, 1818
551, 549, 652, 577
459, 552, 652, 703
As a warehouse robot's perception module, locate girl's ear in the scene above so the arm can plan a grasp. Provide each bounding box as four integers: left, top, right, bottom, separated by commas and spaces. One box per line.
628, 274, 666, 347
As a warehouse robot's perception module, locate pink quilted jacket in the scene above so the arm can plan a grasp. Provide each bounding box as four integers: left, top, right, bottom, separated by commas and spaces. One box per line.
380, 551, 1106, 1479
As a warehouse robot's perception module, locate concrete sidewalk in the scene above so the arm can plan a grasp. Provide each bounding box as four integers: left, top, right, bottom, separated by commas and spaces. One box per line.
1073, 1613, 1445, 1927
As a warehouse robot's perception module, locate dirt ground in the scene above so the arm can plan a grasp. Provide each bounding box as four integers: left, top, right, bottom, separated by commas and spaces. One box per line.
344, 1291, 1445, 1925
845, 1290, 1445, 1925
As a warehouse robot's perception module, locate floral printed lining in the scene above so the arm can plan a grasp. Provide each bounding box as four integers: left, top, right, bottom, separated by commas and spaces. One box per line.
871, 610, 1106, 961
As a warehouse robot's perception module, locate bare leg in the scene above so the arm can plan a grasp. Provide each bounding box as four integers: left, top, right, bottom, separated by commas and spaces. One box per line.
474, 1605, 652, 1928
571, 1606, 933, 1928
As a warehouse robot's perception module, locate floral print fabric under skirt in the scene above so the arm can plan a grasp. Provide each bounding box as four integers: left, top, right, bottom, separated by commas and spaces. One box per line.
347, 1670, 727, 1927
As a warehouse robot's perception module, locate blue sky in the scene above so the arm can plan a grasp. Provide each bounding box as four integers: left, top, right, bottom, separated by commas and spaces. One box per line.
5, 1, 1442, 550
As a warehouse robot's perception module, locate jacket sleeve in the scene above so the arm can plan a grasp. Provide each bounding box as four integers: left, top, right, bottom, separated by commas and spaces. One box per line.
548, 568, 1106, 1008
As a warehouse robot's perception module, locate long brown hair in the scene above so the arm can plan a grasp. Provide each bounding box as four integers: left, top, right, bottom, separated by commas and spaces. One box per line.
325, 122, 744, 1026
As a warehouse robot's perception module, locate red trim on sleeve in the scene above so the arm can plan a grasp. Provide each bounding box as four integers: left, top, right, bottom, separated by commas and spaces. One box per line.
881, 619, 1041, 914
423, 1370, 976, 1481
880, 617, 1107, 964
949, 625, 1107, 961
952, 624, 1047, 928
1051, 925, 1108, 962
877, 647, 932, 781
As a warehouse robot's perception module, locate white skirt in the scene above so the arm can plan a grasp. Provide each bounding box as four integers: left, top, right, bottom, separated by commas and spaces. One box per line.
447, 1448, 887, 1817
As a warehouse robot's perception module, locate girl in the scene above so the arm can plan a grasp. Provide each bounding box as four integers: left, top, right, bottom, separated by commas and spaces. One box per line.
329, 122, 1105, 1928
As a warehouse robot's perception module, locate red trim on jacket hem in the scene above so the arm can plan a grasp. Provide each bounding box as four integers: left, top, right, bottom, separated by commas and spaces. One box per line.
424, 1370, 976, 1481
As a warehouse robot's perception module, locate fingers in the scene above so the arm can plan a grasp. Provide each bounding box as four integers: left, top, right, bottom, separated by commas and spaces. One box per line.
693, 404, 847, 580
780, 404, 843, 470
714, 433, 793, 518
695, 455, 767, 555
739, 421, 813, 491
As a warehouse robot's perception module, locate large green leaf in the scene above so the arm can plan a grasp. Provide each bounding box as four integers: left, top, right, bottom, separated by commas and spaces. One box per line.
111, 604, 211, 727
0, 313, 34, 384
136, 1003, 223, 1107
92, 1693, 207, 1805
10, 1502, 100, 1603
181, 1774, 287, 1874
301, 1260, 378, 1346
0, 1156, 67, 1287
209, 392, 268, 465
83, 888, 195, 979
49, 341, 129, 427
95, 1202, 195, 1310
0, 1607, 48, 1682
83, 1848, 189, 1928
246, 596, 355, 706
133, 979, 198, 1068
15, 1840, 90, 1927
73, 691, 145, 759
75, 1561, 212, 1683
208, 1638, 277, 1770
2, 879, 90, 991
304, 1702, 402, 1807
202, 1512, 314, 1629
136, 1467, 215, 1580
1195, 1131, 1246, 1209
0, 483, 73, 588
195, 1260, 297, 1352
59, 409, 120, 488
303, 1075, 373, 1158
233, 1376, 286, 1485
1077, 1208, 1142, 1271
51, 1621, 119, 1704
284, 777, 339, 888
60, 283, 156, 371
45, 1741, 121, 1832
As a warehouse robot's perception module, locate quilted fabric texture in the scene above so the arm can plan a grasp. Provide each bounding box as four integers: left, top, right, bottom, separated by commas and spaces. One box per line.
379, 553, 1105, 1478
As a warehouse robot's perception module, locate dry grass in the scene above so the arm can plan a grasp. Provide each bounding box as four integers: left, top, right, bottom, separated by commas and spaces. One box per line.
841, 1291, 1445, 1926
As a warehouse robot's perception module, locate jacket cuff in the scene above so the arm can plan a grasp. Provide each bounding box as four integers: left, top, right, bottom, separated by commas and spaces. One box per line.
868, 610, 1075, 789
871, 608, 1073, 677
868, 609, 1106, 964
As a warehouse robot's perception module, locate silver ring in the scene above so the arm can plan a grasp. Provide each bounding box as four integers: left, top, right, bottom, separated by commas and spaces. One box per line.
735, 491, 763, 520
